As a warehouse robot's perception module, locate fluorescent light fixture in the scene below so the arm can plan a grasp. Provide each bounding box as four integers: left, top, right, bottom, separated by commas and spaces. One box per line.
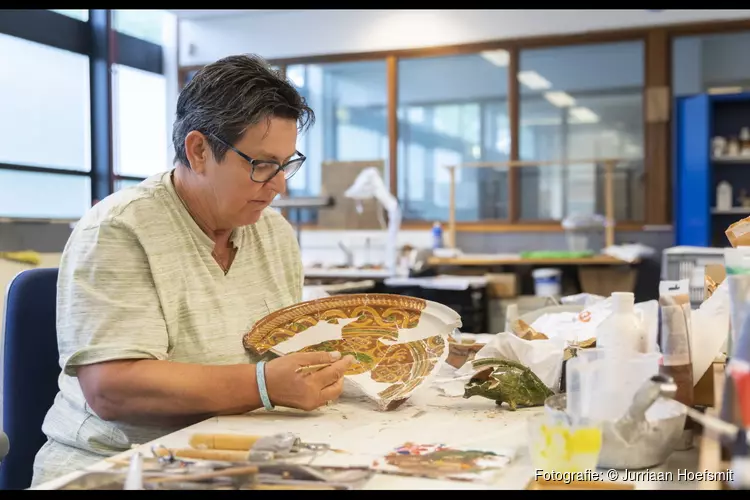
521, 117, 563, 127
544, 91, 576, 108
471, 145, 482, 159
480, 50, 510, 67
708, 86, 743, 95
517, 70, 552, 90
569, 106, 600, 124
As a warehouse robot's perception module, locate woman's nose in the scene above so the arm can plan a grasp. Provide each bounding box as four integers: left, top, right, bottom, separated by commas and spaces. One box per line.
267, 171, 287, 195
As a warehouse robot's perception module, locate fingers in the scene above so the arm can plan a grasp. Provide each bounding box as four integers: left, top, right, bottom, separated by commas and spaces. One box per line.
318, 376, 345, 403
310, 355, 354, 387
291, 350, 342, 366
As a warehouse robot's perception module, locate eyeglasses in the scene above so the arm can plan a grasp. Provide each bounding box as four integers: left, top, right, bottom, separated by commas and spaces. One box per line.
210, 134, 306, 183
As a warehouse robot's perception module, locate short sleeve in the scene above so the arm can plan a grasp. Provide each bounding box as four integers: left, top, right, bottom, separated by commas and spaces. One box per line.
58, 221, 169, 376
289, 227, 304, 303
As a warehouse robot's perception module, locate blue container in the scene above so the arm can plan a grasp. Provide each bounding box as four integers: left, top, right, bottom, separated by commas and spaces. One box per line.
432, 222, 443, 249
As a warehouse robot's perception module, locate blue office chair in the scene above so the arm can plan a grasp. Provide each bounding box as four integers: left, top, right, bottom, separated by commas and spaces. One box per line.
0, 268, 60, 490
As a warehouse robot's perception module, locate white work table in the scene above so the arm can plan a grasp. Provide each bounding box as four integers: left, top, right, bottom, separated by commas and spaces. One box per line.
33, 393, 700, 490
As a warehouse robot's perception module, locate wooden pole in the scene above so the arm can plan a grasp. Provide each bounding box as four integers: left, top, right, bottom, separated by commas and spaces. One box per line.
448, 165, 457, 249
604, 160, 616, 249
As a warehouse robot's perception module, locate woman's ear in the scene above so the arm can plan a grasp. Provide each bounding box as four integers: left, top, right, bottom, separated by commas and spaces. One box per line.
184, 131, 211, 174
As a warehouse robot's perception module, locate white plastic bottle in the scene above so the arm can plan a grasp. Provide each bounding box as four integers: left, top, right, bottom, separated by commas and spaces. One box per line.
595, 292, 646, 353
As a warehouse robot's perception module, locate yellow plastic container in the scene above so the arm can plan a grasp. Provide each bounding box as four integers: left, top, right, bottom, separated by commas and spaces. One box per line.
527, 413, 603, 473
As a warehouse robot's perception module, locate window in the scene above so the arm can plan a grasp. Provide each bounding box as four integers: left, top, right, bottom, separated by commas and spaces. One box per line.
673, 31, 750, 96
115, 178, 145, 191
0, 33, 91, 172
518, 41, 645, 221
112, 9, 167, 45
398, 53, 510, 221
49, 9, 89, 22
287, 61, 388, 222
112, 64, 169, 178
0, 170, 91, 219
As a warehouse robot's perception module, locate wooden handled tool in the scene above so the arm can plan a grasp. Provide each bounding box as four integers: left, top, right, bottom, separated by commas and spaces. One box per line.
154, 447, 249, 462
189, 433, 263, 451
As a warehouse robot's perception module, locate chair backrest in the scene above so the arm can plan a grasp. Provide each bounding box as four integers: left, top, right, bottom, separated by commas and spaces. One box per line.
0, 268, 60, 490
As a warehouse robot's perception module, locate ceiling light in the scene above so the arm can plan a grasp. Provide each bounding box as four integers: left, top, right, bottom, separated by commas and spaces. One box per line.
708, 86, 743, 95
569, 106, 600, 124
480, 50, 510, 67
517, 71, 552, 90
544, 91, 576, 108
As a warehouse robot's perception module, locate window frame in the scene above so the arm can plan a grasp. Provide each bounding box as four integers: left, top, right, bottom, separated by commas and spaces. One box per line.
177, 18, 750, 231
0, 9, 165, 220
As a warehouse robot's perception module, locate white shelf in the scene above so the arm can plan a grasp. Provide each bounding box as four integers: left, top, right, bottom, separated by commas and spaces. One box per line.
712, 155, 750, 164
303, 268, 392, 279
711, 207, 750, 214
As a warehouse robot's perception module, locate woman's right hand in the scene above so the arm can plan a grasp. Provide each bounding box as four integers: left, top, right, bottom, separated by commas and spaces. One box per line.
263, 351, 354, 411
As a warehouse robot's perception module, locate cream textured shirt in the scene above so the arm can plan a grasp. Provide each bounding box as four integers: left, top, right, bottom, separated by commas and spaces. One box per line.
31, 171, 303, 487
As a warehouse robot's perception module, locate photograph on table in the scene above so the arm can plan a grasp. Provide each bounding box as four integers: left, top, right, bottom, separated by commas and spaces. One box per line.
370, 442, 513, 483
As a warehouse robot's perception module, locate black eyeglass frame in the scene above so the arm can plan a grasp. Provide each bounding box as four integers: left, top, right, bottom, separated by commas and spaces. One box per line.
209, 133, 306, 183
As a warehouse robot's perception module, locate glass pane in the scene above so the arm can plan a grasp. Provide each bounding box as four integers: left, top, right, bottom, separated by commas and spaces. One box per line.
398, 53, 510, 221
287, 61, 388, 224
112, 64, 169, 178
49, 9, 89, 21
113, 9, 167, 45
518, 41, 644, 221
115, 178, 145, 191
673, 31, 750, 96
0, 170, 91, 219
0, 33, 91, 171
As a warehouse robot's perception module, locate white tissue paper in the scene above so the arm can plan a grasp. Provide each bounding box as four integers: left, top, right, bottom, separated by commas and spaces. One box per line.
560, 293, 606, 307
431, 284, 730, 399
527, 297, 660, 353
301, 286, 330, 302
690, 280, 730, 385
434, 333, 567, 397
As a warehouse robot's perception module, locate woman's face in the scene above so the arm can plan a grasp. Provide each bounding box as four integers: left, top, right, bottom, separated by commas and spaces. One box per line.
205, 117, 297, 228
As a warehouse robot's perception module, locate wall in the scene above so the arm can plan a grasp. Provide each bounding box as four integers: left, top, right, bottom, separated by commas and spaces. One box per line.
179, 9, 750, 64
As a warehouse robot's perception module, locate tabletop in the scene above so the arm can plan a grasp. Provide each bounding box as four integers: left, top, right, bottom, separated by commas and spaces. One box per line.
32, 391, 699, 490
427, 255, 636, 267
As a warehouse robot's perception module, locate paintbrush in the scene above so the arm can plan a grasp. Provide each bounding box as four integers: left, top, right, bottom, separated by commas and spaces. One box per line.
295, 363, 332, 374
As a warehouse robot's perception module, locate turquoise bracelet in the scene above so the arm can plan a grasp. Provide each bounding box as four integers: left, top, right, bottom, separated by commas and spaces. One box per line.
256, 361, 275, 411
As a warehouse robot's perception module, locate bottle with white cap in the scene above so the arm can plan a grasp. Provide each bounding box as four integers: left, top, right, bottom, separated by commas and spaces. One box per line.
595, 292, 646, 353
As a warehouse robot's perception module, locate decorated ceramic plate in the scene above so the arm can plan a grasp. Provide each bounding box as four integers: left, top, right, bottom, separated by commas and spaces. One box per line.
243, 294, 462, 410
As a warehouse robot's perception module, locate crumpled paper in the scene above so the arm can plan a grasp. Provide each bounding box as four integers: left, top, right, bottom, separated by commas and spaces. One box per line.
528, 297, 660, 353
690, 280, 730, 384
433, 333, 566, 397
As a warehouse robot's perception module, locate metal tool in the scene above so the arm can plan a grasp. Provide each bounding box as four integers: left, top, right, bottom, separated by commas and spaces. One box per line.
615, 375, 677, 442
614, 374, 678, 443
123, 452, 144, 490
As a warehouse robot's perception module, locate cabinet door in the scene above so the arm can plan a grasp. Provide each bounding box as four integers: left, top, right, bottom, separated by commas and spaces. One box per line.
675, 94, 711, 246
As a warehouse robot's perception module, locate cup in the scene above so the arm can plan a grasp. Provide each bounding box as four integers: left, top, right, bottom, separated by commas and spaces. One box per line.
527, 410, 602, 474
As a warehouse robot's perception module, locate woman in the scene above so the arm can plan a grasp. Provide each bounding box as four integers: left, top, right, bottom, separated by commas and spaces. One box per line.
31, 54, 353, 486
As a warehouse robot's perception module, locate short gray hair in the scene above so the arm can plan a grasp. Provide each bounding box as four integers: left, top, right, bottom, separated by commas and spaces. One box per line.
172, 54, 315, 167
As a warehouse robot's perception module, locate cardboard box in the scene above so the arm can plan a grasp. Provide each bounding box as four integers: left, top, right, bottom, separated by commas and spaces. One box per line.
485, 273, 518, 298
577, 267, 636, 296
